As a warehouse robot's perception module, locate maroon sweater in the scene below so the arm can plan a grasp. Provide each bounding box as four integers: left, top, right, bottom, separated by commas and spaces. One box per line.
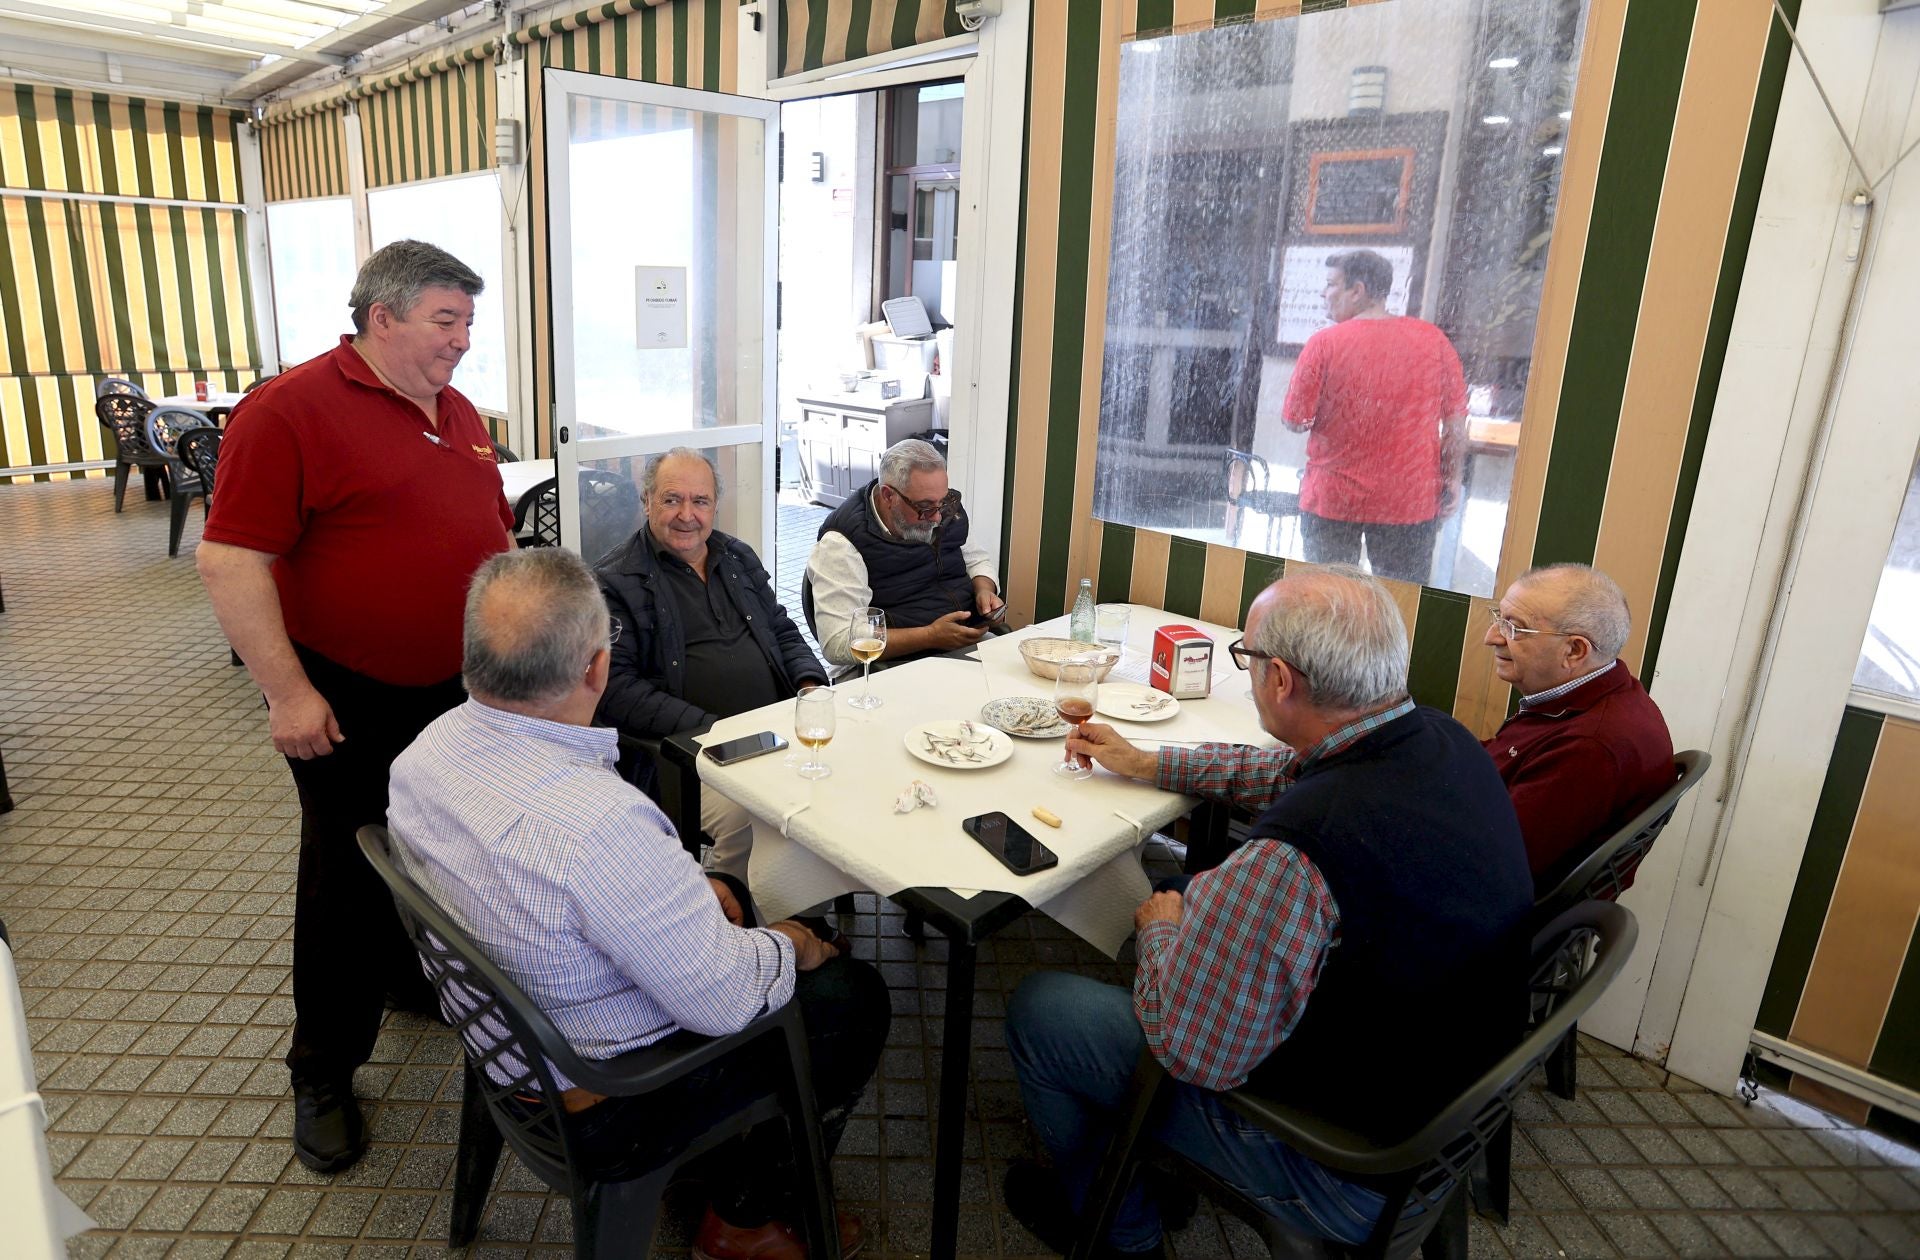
1482, 663, 1674, 894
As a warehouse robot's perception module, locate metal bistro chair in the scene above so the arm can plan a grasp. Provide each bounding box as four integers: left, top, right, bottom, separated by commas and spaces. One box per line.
1471, 751, 1709, 1224
144, 407, 215, 556
1225, 448, 1299, 558
1071, 900, 1637, 1260
356, 825, 841, 1260
95, 393, 171, 511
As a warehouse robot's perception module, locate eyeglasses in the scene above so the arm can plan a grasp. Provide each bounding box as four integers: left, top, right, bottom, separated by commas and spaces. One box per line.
885, 485, 962, 521
609, 621, 623, 647
1486, 608, 1582, 642
1228, 638, 1310, 686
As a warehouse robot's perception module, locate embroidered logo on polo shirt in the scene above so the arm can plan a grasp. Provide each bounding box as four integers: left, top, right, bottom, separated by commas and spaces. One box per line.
471, 444, 496, 460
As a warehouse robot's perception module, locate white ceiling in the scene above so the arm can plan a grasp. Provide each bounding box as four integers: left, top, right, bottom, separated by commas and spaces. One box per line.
0, 0, 483, 106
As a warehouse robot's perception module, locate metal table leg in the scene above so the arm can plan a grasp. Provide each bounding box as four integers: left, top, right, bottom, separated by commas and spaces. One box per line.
929, 937, 978, 1260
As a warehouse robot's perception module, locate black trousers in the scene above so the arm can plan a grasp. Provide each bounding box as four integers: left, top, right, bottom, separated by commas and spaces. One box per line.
282, 644, 466, 1085
1299, 511, 1441, 585
568, 953, 891, 1225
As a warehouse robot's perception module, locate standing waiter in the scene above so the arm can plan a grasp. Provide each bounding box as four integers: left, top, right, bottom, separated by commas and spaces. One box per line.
197, 240, 514, 1173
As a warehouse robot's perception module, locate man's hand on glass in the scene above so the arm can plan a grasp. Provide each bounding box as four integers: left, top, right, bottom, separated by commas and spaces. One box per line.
1067, 722, 1157, 782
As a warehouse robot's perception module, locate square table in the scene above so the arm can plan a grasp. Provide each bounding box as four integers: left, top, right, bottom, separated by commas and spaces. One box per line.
685, 606, 1269, 1260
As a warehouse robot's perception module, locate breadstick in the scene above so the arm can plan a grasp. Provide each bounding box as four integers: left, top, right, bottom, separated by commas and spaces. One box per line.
1031, 807, 1062, 829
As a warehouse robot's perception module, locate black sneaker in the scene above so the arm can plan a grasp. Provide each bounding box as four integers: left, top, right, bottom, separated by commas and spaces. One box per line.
1002, 1160, 1165, 1260
293, 1077, 365, 1174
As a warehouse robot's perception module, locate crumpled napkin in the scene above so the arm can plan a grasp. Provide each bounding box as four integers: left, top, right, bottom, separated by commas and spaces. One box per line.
893, 779, 939, 814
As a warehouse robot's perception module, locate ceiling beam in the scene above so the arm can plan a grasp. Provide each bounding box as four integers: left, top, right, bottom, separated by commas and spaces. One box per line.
0, 0, 348, 66
227, 0, 478, 98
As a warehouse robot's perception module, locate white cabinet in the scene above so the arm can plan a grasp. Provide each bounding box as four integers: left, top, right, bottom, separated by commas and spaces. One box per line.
795, 392, 936, 507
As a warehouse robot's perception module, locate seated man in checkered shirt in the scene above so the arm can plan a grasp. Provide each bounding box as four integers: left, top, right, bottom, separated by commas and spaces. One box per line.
1000, 567, 1533, 1257
389, 548, 886, 1260
1069, 562, 1672, 898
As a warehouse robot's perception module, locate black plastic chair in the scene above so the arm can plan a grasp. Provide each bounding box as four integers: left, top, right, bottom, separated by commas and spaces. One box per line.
177, 427, 221, 501
144, 407, 215, 556
1225, 448, 1299, 558
513, 476, 560, 548
492, 439, 520, 462
95, 376, 147, 400
356, 824, 841, 1260
95, 393, 171, 511
1071, 900, 1638, 1260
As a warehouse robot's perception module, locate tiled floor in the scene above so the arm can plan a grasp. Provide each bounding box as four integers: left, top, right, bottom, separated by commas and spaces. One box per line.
5, 476, 1920, 1259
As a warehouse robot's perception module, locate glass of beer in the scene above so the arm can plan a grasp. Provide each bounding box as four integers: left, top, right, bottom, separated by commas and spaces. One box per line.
795, 688, 836, 780
1053, 659, 1098, 780
847, 607, 887, 711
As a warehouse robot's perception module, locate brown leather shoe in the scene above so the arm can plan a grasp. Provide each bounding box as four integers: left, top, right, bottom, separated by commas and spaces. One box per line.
692, 1206, 864, 1260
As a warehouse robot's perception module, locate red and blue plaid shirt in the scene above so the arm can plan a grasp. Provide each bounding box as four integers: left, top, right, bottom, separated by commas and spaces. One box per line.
1133, 699, 1415, 1090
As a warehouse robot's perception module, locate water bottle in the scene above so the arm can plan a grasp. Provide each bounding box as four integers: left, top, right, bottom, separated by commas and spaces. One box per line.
1070, 578, 1096, 643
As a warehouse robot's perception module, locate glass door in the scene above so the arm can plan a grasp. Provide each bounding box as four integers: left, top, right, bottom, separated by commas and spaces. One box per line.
543, 69, 779, 562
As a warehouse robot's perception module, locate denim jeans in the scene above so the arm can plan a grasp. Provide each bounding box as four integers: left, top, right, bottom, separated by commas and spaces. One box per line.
1005, 971, 1398, 1251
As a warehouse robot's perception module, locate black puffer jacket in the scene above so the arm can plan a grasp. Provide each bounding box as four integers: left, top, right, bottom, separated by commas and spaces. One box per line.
595, 528, 827, 743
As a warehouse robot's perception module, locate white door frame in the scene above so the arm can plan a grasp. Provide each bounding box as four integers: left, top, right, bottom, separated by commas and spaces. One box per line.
736, 1, 1030, 574
541, 68, 781, 560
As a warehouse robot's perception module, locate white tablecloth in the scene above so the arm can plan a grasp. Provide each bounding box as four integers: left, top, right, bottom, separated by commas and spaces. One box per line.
499, 459, 555, 508
697, 607, 1271, 956
154, 392, 245, 413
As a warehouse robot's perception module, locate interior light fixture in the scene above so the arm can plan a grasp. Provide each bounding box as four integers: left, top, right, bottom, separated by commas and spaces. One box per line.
1488, 56, 1520, 69
1482, 115, 1512, 126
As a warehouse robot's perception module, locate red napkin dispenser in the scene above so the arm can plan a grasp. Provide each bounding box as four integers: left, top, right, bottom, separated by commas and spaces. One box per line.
1150, 624, 1214, 699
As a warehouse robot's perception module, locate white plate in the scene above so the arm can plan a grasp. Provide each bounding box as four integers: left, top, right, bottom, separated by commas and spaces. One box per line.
904, 720, 1014, 769
980, 696, 1070, 739
1095, 683, 1180, 723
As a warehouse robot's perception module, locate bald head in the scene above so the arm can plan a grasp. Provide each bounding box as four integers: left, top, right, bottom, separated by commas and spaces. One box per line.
463, 549, 609, 707
1514, 563, 1631, 658
1245, 565, 1409, 713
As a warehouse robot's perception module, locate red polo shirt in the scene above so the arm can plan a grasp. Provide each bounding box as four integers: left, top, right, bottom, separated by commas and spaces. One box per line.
1283, 315, 1468, 524
1482, 663, 1675, 894
203, 336, 513, 686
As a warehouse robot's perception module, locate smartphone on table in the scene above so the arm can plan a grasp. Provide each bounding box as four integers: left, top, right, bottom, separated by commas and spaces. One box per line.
703, 731, 788, 766
963, 811, 1059, 876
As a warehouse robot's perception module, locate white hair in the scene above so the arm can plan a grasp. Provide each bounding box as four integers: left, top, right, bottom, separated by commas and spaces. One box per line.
879, 438, 946, 491
1519, 563, 1631, 659
1247, 565, 1409, 711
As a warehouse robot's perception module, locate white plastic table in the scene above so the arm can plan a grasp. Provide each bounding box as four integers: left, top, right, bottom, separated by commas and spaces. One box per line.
153, 391, 245, 413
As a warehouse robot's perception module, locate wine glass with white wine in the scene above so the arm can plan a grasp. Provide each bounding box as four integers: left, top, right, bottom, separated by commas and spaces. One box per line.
794, 688, 836, 780
847, 607, 887, 711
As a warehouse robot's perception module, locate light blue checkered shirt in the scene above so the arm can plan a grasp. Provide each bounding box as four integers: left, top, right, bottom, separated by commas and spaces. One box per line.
387, 699, 794, 1085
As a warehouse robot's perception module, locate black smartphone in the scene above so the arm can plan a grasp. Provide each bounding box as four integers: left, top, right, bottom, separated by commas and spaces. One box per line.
963, 811, 1059, 876
703, 731, 788, 766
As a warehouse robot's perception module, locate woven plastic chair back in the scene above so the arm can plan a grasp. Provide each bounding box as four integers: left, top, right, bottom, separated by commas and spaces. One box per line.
95, 394, 158, 453
145, 407, 212, 461
513, 477, 561, 548
96, 377, 147, 400
177, 427, 222, 497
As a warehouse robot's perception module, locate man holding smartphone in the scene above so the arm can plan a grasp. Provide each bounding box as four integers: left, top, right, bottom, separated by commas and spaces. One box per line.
1000, 568, 1531, 1257
803, 438, 1005, 670
392, 549, 887, 1260
597, 448, 828, 878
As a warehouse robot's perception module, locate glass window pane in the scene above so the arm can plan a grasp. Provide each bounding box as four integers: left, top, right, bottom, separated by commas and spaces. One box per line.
367, 173, 510, 414
1855, 459, 1920, 703
1091, 0, 1590, 596
578, 443, 763, 565
561, 99, 766, 442
265, 198, 357, 368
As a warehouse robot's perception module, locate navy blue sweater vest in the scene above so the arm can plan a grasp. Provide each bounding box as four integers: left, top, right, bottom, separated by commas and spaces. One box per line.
1247, 705, 1533, 1139
814, 480, 974, 632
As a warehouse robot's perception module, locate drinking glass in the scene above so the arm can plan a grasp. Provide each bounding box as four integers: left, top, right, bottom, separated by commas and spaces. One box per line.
847, 607, 887, 711
1095, 604, 1130, 657
794, 688, 836, 780
1053, 659, 1098, 780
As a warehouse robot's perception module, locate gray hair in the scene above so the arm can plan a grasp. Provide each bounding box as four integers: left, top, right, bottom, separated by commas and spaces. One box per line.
879, 438, 946, 491
349, 239, 483, 334
641, 447, 724, 503
1519, 563, 1631, 659
1246, 564, 1409, 711
462, 549, 609, 705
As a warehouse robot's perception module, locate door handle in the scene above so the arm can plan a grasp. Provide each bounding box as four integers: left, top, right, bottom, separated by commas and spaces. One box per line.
559, 425, 570, 444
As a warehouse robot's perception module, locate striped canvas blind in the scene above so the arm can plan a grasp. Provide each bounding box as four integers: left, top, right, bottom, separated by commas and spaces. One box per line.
779, 0, 964, 76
